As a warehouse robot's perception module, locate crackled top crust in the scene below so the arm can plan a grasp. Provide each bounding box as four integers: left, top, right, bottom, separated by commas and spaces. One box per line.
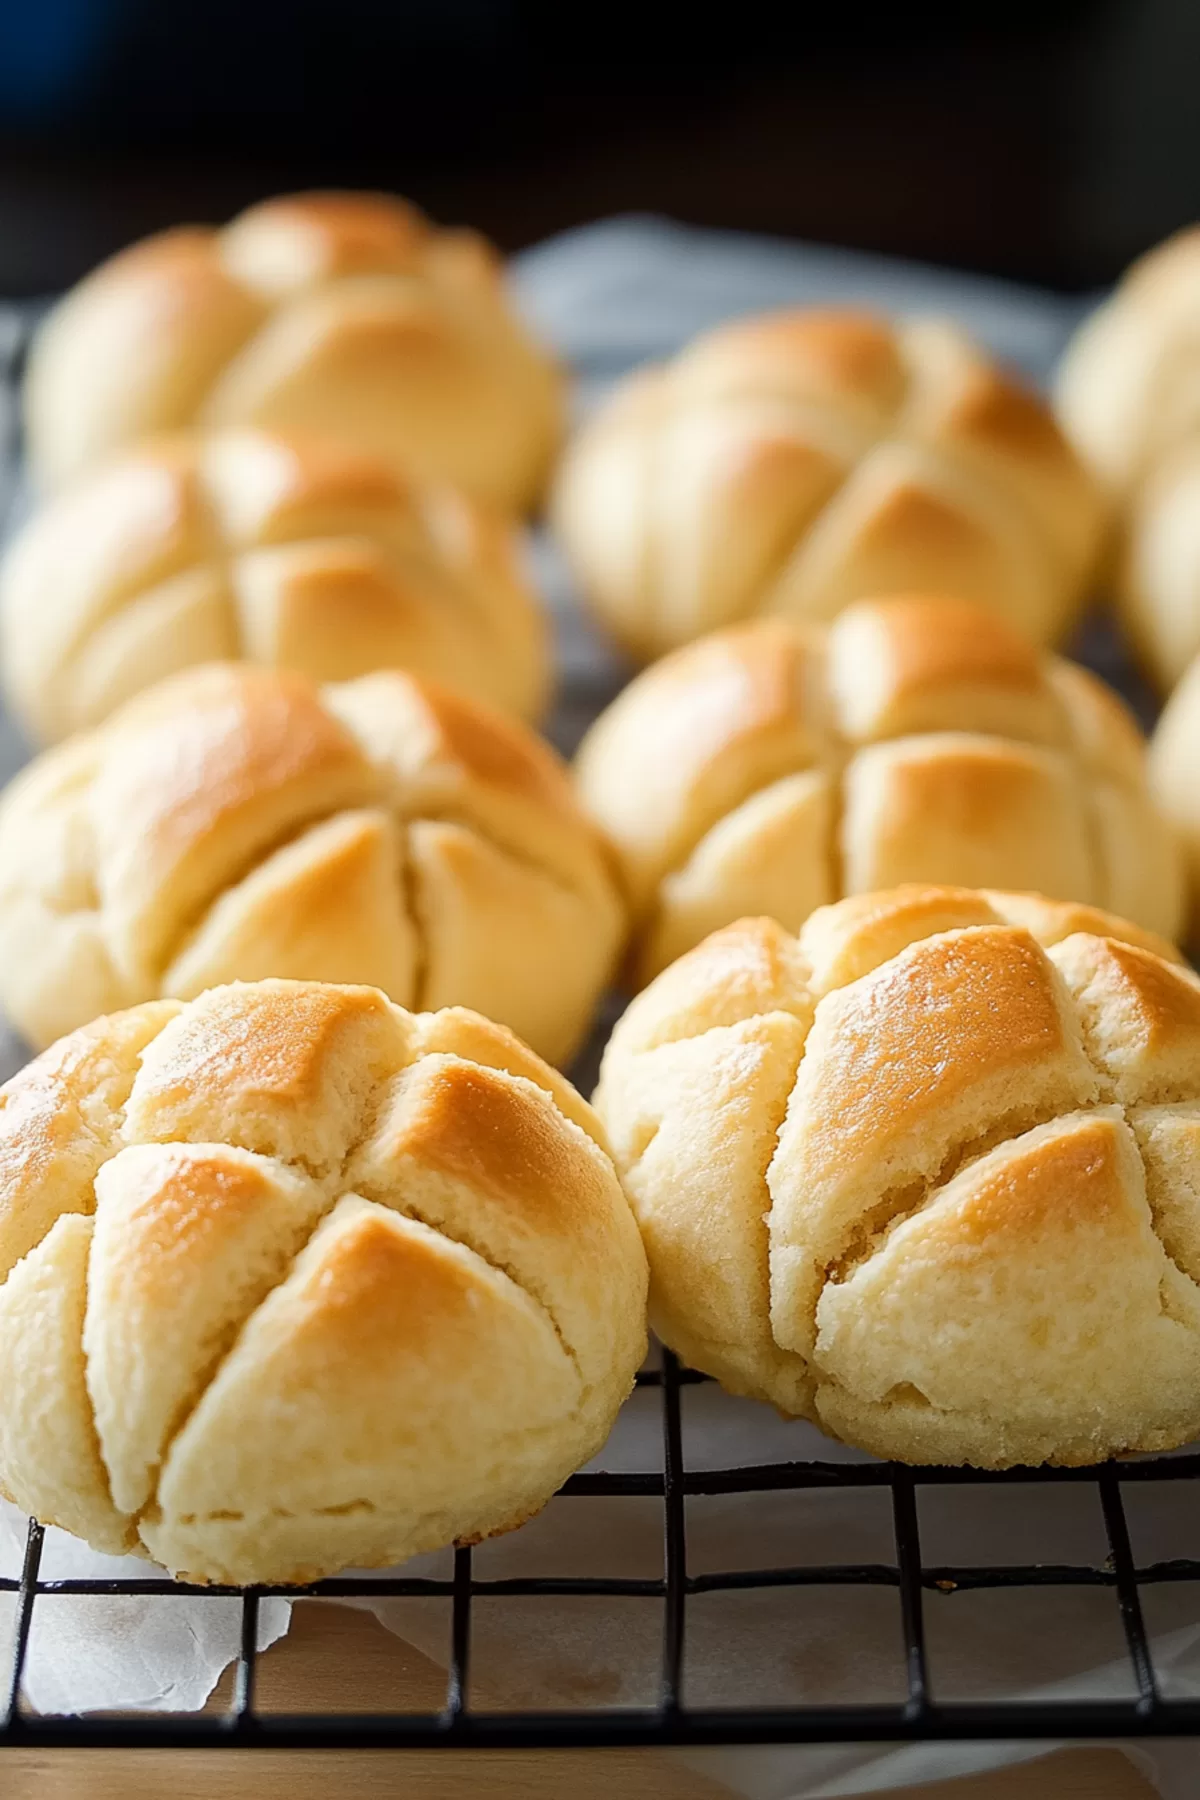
0, 662, 623, 1065
0, 429, 550, 743
24, 191, 563, 513
576, 594, 1184, 981
553, 305, 1105, 662
595, 885, 1200, 1466
0, 982, 646, 1582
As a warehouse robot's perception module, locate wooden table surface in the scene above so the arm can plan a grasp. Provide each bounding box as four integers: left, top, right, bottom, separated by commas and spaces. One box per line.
0, 1603, 1164, 1799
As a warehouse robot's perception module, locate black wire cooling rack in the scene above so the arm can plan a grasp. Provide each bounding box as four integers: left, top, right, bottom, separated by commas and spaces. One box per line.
3, 1351, 1200, 1751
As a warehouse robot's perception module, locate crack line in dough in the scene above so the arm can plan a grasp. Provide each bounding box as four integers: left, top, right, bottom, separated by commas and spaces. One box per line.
1125, 1122, 1200, 1320
127, 1048, 593, 1533
369, 1197, 586, 1393
766, 935, 1108, 1371
805, 981, 1200, 1402
147, 799, 380, 985
155, 792, 590, 1001
409, 805, 591, 905
819, 1100, 1119, 1298
103, 1042, 416, 1533
15, 985, 603, 1555
77, 1206, 135, 1543
708, 387, 901, 623
353, 1056, 589, 1387
394, 821, 428, 1015
124, 1172, 341, 1534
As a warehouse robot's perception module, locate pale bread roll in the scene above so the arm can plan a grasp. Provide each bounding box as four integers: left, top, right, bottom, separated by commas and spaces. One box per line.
1150, 656, 1200, 944
0, 429, 551, 744
576, 594, 1184, 983
553, 308, 1105, 662
594, 886, 1200, 1466
25, 192, 563, 511
1056, 226, 1200, 498
0, 982, 647, 1581
1117, 446, 1200, 691
0, 663, 624, 1064
1056, 228, 1200, 690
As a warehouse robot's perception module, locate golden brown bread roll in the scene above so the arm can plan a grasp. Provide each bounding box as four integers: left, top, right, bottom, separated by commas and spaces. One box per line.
0, 981, 647, 1581
1056, 226, 1200, 499
0, 429, 551, 744
576, 594, 1184, 983
1056, 228, 1200, 690
552, 308, 1105, 662
594, 886, 1200, 1466
24, 192, 563, 511
0, 663, 624, 1063
1150, 656, 1200, 944
1115, 445, 1200, 692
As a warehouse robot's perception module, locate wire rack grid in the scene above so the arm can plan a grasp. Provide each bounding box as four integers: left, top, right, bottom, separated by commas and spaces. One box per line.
3, 1352, 1200, 1751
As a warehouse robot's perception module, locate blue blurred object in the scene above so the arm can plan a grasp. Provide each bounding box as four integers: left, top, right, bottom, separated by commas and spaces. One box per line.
0, 0, 513, 127
0, 0, 108, 118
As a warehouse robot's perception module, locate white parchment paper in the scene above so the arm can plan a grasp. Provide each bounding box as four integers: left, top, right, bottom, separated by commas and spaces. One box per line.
0, 1509, 290, 1713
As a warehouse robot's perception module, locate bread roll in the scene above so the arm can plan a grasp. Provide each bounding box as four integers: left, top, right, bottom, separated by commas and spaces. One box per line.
0, 663, 623, 1064
24, 192, 563, 511
0, 981, 647, 1581
595, 886, 1200, 1466
577, 594, 1184, 983
1150, 655, 1200, 944
1056, 228, 1200, 690
0, 429, 551, 744
1056, 226, 1200, 499
552, 308, 1105, 662
1116, 445, 1200, 691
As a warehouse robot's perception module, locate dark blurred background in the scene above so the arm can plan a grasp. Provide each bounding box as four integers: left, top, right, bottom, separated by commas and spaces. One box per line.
0, 0, 1197, 295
